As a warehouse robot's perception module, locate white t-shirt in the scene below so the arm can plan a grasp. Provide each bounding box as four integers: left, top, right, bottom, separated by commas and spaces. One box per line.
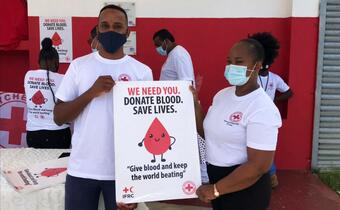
24, 69, 69, 131
203, 86, 282, 167
257, 71, 290, 101
56, 52, 153, 180
160, 45, 195, 84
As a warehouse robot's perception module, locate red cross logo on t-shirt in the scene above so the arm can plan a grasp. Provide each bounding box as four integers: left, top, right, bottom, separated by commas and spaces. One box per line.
118, 74, 131, 81
229, 112, 243, 123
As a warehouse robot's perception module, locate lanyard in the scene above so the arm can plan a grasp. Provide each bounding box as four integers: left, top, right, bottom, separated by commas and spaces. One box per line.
259, 74, 270, 91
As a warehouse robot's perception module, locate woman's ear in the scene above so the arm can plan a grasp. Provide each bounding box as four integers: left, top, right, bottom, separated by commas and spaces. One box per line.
255, 62, 263, 71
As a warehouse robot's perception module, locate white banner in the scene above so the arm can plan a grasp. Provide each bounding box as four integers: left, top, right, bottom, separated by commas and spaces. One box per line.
124, 31, 136, 55
114, 81, 201, 203
0, 92, 27, 148
39, 17, 73, 63
2, 157, 68, 193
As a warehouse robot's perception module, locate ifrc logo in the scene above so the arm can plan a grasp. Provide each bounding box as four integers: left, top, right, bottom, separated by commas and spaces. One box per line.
118, 74, 131, 81
182, 181, 196, 195
229, 112, 243, 123
122, 186, 134, 199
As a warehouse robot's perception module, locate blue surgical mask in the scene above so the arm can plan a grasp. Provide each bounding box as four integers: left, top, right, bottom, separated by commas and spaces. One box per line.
224, 64, 255, 86
156, 41, 167, 56
97, 31, 127, 53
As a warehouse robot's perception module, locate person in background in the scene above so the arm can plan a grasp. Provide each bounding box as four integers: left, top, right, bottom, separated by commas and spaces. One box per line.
195, 38, 282, 210
249, 32, 293, 188
153, 29, 195, 84
54, 4, 153, 210
87, 25, 99, 52
153, 28, 209, 183
24, 38, 71, 148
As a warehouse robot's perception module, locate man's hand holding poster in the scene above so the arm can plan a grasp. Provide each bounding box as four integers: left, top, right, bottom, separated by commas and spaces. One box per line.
114, 81, 201, 203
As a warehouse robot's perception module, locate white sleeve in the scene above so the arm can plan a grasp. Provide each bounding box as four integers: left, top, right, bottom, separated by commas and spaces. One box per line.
275, 75, 290, 93
55, 62, 79, 102
142, 66, 154, 81
246, 109, 282, 151
173, 54, 195, 82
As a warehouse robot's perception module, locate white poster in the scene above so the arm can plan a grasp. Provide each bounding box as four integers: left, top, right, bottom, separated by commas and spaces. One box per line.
124, 31, 136, 55
39, 17, 73, 63
2, 157, 68, 193
104, 1, 136, 26
113, 81, 201, 203
0, 92, 27, 148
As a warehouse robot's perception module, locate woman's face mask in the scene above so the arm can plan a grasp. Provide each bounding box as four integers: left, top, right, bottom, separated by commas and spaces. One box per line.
224, 63, 256, 86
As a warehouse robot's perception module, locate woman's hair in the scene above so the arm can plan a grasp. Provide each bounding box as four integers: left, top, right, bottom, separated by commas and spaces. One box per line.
248, 32, 280, 68
239, 38, 265, 63
39, 38, 59, 104
39, 38, 59, 67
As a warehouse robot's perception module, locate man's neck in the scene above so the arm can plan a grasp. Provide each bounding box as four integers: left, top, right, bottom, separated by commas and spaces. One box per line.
98, 48, 125, 60
167, 43, 177, 54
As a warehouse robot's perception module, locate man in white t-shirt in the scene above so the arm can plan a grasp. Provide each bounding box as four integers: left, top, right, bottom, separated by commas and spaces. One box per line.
54, 5, 152, 210
153, 29, 209, 183
153, 29, 195, 84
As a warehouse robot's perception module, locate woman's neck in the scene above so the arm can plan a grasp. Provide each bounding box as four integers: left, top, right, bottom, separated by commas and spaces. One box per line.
235, 82, 259, 96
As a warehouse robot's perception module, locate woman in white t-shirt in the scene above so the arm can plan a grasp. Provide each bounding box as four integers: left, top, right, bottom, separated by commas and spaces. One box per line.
24, 38, 71, 148
195, 38, 282, 210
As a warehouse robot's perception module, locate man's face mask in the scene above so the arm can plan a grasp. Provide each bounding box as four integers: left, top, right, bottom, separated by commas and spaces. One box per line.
97, 31, 127, 53
224, 63, 256, 86
156, 41, 167, 56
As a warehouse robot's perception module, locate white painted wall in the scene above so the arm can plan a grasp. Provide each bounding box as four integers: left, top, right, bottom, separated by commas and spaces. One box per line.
292, 0, 320, 17
28, 0, 319, 18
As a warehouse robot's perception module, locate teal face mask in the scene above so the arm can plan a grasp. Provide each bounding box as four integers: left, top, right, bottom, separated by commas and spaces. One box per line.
224, 64, 255, 86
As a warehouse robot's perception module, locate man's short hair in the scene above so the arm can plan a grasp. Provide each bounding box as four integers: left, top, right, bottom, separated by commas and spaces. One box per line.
99, 4, 128, 23
153, 29, 175, 42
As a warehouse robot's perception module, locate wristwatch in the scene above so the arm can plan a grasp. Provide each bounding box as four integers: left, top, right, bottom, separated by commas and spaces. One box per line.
213, 184, 220, 197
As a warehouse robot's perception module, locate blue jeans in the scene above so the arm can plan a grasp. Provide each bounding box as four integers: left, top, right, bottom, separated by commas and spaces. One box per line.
65, 174, 117, 210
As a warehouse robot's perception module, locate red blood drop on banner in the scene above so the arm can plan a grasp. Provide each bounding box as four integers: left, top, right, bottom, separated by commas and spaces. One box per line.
51, 32, 62, 46
40, 168, 67, 177
144, 117, 171, 155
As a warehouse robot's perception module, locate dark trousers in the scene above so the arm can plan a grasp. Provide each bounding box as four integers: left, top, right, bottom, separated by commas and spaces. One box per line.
65, 175, 117, 210
26, 128, 71, 149
208, 164, 271, 210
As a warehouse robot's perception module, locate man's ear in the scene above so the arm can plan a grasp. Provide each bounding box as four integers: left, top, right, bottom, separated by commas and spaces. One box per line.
126, 28, 130, 38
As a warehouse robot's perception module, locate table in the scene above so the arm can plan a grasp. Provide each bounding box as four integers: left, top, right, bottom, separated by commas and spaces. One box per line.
0, 148, 148, 210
